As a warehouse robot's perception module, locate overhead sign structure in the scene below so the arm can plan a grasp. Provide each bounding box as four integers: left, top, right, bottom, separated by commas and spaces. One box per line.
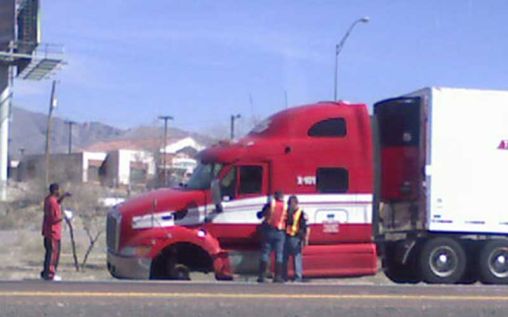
0, 0, 64, 200
0, 0, 16, 201
16, 0, 41, 74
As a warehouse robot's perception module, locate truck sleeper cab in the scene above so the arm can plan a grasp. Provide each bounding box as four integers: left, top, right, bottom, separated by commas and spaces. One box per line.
107, 101, 378, 280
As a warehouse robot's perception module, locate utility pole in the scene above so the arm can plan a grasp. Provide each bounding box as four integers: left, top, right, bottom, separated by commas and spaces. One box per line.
64, 120, 76, 154
44, 80, 58, 186
158, 115, 173, 187
230, 114, 241, 140
333, 17, 369, 101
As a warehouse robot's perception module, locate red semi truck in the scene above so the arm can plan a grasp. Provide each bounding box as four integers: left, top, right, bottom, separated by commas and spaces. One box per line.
107, 87, 508, 284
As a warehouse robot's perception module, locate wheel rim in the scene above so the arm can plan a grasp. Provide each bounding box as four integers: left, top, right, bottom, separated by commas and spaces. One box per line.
429, 245, 458, 278
487, 247, 508, 278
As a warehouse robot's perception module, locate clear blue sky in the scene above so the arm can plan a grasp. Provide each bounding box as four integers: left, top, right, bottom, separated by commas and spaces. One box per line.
13, 0, 508, 133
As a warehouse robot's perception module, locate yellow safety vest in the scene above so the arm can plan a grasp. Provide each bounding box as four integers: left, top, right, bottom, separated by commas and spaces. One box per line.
286, 208, 303, 236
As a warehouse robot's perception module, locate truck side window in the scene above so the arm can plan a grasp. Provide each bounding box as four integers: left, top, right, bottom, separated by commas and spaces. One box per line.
238, 166, 263, 195
316, 167, 349, 193
220, 168, 236, 199
308, 118, 346, 137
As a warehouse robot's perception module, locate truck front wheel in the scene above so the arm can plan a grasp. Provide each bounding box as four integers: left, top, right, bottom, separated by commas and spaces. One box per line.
478, 240, 508, 284
150, 254, 191, 280
419, 237, 466, 284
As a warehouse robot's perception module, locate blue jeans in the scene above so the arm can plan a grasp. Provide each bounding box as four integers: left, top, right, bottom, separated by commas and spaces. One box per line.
284, 235, 303, 280
260, 226, 286, 264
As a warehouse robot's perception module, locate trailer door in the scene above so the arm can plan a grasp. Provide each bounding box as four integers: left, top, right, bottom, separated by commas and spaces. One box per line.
374, 97, 425, 203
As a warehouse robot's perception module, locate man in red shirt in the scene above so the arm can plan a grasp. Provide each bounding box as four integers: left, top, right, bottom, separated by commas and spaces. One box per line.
41, 183, 71, 281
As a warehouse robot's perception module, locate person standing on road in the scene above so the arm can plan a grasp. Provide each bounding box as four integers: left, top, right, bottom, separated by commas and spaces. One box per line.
256, 191, 287, 283
41, 183, 71, 281
283, 195, 309, 282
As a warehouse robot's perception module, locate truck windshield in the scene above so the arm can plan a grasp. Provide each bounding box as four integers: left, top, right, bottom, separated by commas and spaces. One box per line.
185, 163, 223, 190
248, 118, 272, 135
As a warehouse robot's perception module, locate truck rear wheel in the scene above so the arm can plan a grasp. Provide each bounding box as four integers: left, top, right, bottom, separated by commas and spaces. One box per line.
478, 240, 508, 284
419, 237, 466, 284
383, 243, 421, 284
384, 260, 420, 284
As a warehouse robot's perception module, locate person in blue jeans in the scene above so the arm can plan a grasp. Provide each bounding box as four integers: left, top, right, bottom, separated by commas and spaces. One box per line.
283, 195, 309, 282
257, 191, 287, 283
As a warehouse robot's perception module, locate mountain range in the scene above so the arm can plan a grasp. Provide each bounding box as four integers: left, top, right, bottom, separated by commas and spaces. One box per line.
8, 106, 213, 159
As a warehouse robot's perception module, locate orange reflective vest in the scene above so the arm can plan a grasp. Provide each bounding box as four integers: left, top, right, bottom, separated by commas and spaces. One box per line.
286, 208, 303, 236
266, 200, 287, 230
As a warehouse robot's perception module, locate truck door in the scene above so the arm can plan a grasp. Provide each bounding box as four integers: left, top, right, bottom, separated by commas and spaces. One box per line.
374, 97, 425, 229
208, 162, 270, 247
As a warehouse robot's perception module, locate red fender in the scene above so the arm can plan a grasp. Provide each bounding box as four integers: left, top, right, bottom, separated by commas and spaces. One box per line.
126, 226, 233, 279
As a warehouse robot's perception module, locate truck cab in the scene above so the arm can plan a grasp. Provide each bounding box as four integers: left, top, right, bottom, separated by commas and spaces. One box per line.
107, 101, 377, 280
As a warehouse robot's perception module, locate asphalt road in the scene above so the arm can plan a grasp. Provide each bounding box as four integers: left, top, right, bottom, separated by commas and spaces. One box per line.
1, 280, 508, 317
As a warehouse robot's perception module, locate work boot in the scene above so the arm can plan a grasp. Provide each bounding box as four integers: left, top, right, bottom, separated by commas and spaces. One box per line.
273, 263, 285, 283
257, 260, 267, 283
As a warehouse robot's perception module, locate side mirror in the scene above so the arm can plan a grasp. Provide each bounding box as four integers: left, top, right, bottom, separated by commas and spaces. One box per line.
210, 178, 223, 213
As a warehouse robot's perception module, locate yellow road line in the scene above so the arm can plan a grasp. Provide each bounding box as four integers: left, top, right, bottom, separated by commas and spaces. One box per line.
0, 291, 507, 301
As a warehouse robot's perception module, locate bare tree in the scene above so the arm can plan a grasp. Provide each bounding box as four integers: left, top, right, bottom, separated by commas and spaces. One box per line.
79, 206, 105, 269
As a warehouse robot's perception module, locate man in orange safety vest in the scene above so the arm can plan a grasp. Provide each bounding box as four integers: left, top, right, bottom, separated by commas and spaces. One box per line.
257, 191, 287, 283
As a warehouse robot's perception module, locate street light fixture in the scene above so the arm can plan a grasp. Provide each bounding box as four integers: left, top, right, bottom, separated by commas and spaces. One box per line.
230, 114, 241, 140
333, 16, 370, 101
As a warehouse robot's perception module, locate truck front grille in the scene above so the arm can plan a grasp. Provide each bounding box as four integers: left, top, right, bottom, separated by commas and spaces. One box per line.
106, 211, 121, 252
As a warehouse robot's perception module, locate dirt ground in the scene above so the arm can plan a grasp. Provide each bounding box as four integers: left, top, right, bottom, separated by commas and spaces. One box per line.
0, 183, 392, 283
0, 227, 391, 284
0, 228, 111, 281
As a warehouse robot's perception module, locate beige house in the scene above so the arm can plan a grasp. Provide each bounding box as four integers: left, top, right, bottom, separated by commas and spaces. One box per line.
100, 149, 156, 187
15, 137, 205, 187
17, 151, 106, 184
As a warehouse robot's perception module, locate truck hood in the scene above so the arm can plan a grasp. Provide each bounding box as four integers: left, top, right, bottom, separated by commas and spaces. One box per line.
117, 188, 208, 219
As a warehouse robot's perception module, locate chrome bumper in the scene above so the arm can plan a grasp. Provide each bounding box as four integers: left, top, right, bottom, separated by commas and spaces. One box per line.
107, 251, 151, 279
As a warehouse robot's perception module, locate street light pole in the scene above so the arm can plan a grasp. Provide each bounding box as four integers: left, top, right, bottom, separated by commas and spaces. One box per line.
230, 114, 241, 140
45, 80, 58, 186
158, 115, 174, 186
64, 120, 76, 154
334, 17, 369, 101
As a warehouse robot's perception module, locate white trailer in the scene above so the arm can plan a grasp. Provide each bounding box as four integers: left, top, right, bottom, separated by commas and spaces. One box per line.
374, 87, 508, 284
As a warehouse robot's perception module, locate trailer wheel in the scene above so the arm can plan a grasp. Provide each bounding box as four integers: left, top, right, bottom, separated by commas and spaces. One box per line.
419, 238, 466, 284
479, 240, 508, 284
459, 240, 478, 284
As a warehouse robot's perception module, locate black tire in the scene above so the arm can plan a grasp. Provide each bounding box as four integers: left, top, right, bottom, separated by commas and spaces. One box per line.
172, 264, 191, 281
479, 240, 508, 285
384, 260, 421, 284
383, 243, 421, 284
150, 254, 191, 280
459, 240, 478, 285
419, 237, 466, 284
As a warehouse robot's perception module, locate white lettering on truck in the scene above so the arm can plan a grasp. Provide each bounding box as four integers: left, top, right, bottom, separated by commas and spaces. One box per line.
297, 176, 316, 186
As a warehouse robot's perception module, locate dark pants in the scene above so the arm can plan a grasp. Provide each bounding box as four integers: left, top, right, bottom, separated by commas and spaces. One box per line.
260, 226, 286, 264
42, 238, 61, 280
